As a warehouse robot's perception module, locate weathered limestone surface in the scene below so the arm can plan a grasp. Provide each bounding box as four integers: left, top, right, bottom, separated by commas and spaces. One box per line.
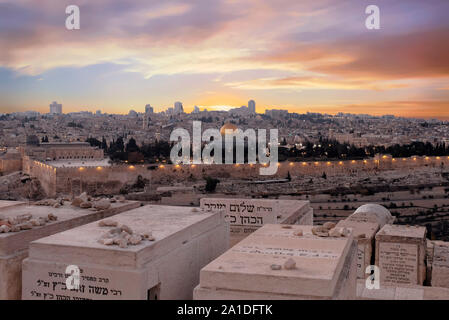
348, 204, 394, 228
0, 249, 28, 300
356, 279, 449, 300
426, 240, 434, 285
335, 220, 379, 279
194, 224, 357, 300
430, 241, 449, 288
22, 205, 229, 300
200, 198, 313, 246
0, 200, 26, 211
375, 224, 427, 286
0, 200, 140, 300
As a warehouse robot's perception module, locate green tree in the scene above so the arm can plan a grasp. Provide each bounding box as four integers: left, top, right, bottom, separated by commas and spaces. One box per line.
126, 138, 139, 153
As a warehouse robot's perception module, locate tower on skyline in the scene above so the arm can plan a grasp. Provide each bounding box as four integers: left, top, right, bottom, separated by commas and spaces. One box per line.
174, 101, 184, 114
248, 100, 256, 113
49, 101, 62, 115
145, 104, 154, 114
143, 104, 153, 130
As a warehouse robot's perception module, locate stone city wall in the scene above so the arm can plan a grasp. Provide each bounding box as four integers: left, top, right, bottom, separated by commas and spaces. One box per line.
25, 158, 57, 197
24, 155, 449, 197
0, 158, 22, 174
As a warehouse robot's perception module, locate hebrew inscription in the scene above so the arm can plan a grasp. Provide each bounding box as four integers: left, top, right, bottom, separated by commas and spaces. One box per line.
24, 264, 136, 300
232, 245, 339, 259
379, 242, 418, 285
200, 199, 278, 228
433, 244, 449, 268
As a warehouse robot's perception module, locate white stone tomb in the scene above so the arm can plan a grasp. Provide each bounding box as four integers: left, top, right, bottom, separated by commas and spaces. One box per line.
200, 198, 313, 246
22, 205, 229, 300
194, 224, 357, 300
0, 200, 140, 299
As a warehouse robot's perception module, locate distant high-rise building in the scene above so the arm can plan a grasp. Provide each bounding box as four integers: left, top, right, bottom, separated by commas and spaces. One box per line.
193, 106, 200, 114
143, 104, 153, 130
49, 101, 62, 115
128, 110, 138, 117
174, 101, 184, 114
96, 110, 101, 115
145, 104, 154, 114
248, 100, 256, 113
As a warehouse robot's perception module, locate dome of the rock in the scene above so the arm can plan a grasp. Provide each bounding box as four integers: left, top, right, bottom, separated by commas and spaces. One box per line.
220, 123, 238, 136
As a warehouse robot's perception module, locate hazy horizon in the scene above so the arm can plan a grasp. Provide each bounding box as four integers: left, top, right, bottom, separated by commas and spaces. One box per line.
4, 105, 449, 122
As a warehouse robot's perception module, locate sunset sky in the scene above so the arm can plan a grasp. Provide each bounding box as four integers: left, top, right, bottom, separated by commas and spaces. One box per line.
0, 0, 448, 118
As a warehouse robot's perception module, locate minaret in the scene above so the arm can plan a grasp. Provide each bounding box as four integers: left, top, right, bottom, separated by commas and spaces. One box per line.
143, 115, 147, 130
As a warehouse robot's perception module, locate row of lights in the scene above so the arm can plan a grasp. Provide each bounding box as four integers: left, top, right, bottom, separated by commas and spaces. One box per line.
72, 155, 449, 172
154, 156, 449, 169
79, 166, 137, 171
35, 160, 53, 170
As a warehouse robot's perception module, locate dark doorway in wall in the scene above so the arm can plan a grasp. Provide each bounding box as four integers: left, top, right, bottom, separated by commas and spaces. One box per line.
147, 283, 161, 300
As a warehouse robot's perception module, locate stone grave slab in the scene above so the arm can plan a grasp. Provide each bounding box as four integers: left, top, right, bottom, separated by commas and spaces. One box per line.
356, 279, 449, 300
200, 198, 313, 246
430, 240, 449, 288
0, 200, 140, 299
22, 205, 229, 300
348, 204, 394, 228
426, 240, 434, 285
375, 224, 426, 286
335, 219, 379, 279
194, 224, 357, 300
0, 200, 26, 211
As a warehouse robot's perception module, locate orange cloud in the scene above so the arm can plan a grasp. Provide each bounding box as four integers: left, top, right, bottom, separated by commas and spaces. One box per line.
323, 100, 449, 119
226, 76, 410, 91
259, 28, 449, 82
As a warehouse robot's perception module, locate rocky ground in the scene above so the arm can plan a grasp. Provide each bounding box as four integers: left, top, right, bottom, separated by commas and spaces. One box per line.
0, 172, 46, 201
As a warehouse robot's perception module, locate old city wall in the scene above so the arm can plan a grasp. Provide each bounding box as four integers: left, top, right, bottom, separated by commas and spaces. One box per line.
54, 165, 153, 196
25, 158, 57, 196
0, 158, 22, 174
25, 155, 449, 197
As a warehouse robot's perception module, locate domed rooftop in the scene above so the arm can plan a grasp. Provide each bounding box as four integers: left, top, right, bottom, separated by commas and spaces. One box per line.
354, 204, 391, 215
350, 204, 394, 227
220, 123, 238, 136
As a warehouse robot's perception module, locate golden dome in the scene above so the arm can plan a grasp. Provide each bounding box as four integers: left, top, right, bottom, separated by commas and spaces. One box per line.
220, 123, 238, 135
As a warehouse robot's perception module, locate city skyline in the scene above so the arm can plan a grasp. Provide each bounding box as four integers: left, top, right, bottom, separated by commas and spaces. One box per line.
4, 99, 449, 122
0, 0, 448, 119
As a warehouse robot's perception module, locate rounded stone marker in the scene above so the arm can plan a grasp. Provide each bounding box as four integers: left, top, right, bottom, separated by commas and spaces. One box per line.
328, 228, 342, 237
323, 222, 336, 230
80, 201, 92, 209
284, 258, 296, 270
98, 219, 118, 227
340, 227, 351, 237
120, 224, 133, 235
99, 238, 114, 245
312, 226, 329, 237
